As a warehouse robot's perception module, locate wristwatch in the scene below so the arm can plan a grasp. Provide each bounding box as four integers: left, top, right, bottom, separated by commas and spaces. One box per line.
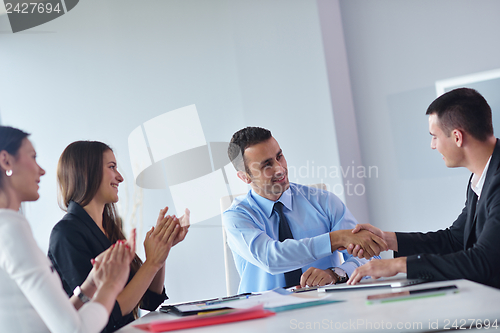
73, 286, 91, 304
329, 267, 348, 284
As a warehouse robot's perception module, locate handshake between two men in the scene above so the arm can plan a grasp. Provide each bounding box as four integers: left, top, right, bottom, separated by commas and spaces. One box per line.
300, 223, 400, 288
228, 89, 500, 294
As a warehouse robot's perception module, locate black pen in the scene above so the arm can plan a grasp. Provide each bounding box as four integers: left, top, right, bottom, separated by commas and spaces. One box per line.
204, 292, 254, 305
366, 285, 458, 304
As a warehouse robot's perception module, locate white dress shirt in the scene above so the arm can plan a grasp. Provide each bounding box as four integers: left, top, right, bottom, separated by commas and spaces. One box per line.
471, 156, 492, 199
0, 209, 108, 333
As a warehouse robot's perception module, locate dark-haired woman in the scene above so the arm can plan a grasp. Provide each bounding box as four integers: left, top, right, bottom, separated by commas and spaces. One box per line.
48, 141, 189, 332
0, 126, 134, 333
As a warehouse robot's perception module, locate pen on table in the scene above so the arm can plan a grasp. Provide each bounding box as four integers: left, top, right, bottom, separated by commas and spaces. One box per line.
205, 295, 250, 305
366, 285, 458, 305
164, 292, 253, 308
207, 292, 252, 303
197, 309, 235, 316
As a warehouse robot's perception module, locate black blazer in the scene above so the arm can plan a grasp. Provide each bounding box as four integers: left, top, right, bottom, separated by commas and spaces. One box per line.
395, 139, 500, 289
48, 201, 167, 332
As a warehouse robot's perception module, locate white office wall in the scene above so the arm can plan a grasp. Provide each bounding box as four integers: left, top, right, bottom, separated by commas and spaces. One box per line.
0, 0, 344, 303
339, 0, 500, 244
316, 0, 370, 225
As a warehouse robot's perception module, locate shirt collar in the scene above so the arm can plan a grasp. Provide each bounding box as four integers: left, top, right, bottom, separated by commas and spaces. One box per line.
471, 155, 492, 198
250, 186, 293, 218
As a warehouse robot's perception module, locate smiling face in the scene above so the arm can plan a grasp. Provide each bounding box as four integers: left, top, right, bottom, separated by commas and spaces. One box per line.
239, 137, 289, 201
6, 138, 45, 205
93, 150, 123, 205
429, 113, 464, 168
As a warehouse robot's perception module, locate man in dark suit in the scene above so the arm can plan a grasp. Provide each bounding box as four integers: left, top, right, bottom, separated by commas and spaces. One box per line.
346, 87, 500, 289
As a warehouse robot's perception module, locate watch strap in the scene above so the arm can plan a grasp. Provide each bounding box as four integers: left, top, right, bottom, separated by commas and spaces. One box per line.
328, 267, 348, 284
73, 286, 91, 304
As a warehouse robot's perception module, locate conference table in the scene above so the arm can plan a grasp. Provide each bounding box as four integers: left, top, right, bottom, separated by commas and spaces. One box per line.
117, 278, 500, 333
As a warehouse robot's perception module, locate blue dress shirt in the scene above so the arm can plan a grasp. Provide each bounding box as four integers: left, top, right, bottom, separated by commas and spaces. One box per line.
222, 183, 369, 293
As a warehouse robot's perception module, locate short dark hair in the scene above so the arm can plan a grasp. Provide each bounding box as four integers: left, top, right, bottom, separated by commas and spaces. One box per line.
426, 88, 493, 141
228, 127, 272, 173
0, 126, 30, 190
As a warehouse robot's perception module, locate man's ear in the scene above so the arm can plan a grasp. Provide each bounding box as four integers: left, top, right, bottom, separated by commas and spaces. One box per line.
237, 170, 252, 184
452, 129, 464, 147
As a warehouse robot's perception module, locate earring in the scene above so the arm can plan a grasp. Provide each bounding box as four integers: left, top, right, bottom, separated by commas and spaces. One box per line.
6, 170, 12, 177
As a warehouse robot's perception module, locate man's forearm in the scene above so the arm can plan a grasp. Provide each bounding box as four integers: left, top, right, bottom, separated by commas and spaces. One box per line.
384, 231, 398, 251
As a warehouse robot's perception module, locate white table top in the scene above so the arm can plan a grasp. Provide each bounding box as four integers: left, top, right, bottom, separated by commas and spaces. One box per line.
117, 279, 500, 333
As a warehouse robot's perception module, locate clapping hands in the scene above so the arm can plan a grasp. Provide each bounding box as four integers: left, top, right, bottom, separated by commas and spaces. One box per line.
90, 229, 136, 296
175, 208, 190, 246
144, 207, 189, 269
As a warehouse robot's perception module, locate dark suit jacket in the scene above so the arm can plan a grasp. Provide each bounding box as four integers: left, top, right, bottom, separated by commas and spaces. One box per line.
48, 201, 167, 333
395, 139, 500, 289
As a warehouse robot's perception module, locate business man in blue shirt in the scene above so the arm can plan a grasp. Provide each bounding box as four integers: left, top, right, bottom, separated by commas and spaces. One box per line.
222, 127, 386, 293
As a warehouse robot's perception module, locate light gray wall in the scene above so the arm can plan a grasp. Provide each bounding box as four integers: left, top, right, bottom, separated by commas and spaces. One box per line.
0, 0, 344, 303
317, 0, 370, 225
339, 0, 500, 250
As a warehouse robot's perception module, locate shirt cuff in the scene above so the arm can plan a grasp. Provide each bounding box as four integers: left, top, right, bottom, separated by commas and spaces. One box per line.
311, 233, 333, 259
140, 287, 168, 311
338, 261, 358, 278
